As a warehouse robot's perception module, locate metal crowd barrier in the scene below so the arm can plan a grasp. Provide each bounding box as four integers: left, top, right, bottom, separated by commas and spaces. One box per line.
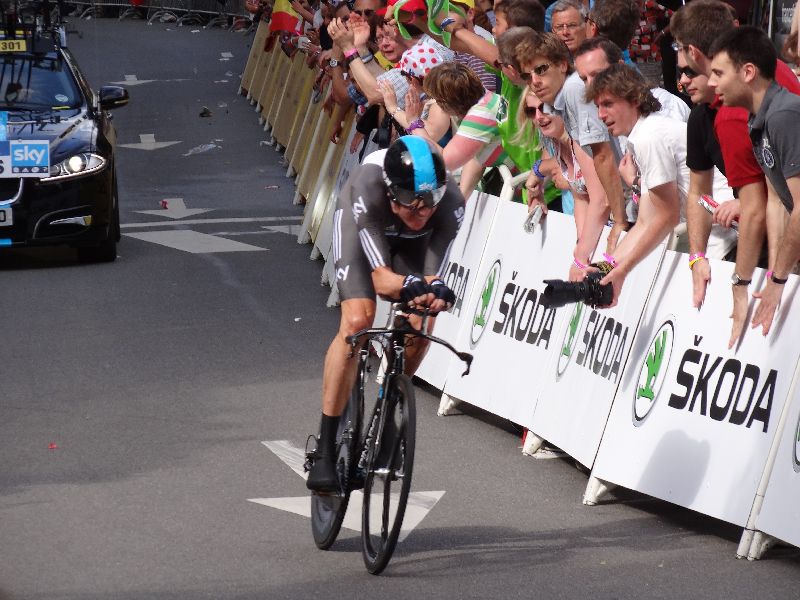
65, 0, 251, 25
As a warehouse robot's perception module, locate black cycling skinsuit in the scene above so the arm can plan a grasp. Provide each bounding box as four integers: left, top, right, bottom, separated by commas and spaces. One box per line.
332, 150, 465, 301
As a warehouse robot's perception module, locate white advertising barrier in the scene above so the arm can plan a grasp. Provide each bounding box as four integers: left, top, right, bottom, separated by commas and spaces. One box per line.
415, 192, 501, 390
746, 274, 800, 554
526, 242, 665, 468
591, 253, 800, 527
440, 202, 576, 427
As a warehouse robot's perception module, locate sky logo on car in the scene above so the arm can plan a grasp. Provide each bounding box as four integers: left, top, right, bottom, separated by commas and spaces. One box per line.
11, 140, 49, 175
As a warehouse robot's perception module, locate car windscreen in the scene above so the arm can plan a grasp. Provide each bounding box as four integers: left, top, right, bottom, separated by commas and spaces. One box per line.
0, 55, 82, 110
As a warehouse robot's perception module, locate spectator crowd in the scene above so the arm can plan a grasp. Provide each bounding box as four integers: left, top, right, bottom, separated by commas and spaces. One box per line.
260, 0, 800, 343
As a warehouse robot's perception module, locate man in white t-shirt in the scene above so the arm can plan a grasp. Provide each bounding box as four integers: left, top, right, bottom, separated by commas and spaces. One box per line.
583, 63, 734, 306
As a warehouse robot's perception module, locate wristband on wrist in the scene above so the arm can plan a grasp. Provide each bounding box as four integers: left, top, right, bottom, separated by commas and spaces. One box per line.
768, 270, 789, 284
343, 47, 358, 59
359, 51, 373, 63
532, 159, 545, 179
573, 258, 587, 271
440, 17, 456, 31
688, 252, 707, 269
602, 253, 618, 268
406, 118, 424, 133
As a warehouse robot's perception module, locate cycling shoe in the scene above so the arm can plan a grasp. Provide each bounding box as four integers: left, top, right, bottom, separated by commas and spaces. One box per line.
306, 453, 339, 493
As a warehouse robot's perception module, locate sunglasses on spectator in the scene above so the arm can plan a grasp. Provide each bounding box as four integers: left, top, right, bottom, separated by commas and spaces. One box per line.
677, 65, 700, 79
671, 41, 689, 53
523, 102, 545, 119
520, 62, 551, 82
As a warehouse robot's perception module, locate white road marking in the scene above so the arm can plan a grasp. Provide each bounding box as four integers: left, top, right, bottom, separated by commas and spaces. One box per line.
261, 224, 301, 235
121, 216, 302, 229
135, 198, 214, 220
220, 52, 234, 61
109, 74, 157, 86
248, 491, 445, 541
124, 230, 266, 253
119, 134, 181, 151
249, 440, 445, 541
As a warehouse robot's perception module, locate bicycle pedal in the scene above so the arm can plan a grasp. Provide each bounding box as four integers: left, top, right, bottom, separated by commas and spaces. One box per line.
304, 434, 319, 471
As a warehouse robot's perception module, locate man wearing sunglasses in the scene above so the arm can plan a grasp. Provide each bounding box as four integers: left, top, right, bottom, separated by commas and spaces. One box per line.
670, 0, 800, 347
307, 136, 463, 492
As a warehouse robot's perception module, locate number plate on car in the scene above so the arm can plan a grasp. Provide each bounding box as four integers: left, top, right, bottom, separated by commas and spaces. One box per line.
0, 207, 12, 226
0, 40, 26, 52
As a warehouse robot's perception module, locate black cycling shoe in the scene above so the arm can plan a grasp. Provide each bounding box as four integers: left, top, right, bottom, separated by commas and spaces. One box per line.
306, 453, 339, 493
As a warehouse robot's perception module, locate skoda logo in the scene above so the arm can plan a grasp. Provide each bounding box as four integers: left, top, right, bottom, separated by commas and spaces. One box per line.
632, 319, 675, 426
556, 302, 585, 379
470, 258, 502, 347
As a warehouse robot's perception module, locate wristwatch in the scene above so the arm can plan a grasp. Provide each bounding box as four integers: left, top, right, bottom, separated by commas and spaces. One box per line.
328, 58, 340, 68
731, 273, 752, 286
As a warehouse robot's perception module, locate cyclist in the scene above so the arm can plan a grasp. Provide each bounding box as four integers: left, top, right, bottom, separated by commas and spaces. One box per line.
307, 136, 465, 492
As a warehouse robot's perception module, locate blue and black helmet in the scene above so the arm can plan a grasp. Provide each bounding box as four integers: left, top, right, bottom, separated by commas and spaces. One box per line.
383, 136, 448, 208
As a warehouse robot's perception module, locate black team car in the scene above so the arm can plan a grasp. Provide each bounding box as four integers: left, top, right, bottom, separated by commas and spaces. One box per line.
0, 4, 128, 262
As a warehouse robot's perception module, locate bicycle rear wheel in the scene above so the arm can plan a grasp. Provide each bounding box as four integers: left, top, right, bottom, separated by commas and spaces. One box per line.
310, 383, 362, 549
361, 374, 416, 574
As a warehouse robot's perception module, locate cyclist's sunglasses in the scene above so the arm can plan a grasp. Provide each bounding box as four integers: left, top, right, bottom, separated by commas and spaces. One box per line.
390, 184, 445, 209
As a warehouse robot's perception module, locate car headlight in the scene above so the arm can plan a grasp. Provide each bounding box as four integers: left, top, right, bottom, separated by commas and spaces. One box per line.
40, 152, 107, 183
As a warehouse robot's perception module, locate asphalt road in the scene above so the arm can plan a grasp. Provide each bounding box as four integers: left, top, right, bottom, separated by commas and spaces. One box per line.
1, 17, 799, 600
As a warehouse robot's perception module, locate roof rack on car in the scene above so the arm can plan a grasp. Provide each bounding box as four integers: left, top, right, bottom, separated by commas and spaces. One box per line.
0, 0, 66, 52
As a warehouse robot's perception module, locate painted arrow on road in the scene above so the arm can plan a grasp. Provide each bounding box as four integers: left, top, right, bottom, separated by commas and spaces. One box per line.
249, 440, 445, 542
109, 74, 156, 86
119, 133, 181, 151
135, 198, 214, 220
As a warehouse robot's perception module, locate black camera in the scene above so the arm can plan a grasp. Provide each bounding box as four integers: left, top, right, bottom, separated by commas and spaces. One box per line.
542, 270, 613, 309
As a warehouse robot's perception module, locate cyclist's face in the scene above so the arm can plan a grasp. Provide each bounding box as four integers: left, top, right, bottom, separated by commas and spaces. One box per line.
390, 199, 437, 230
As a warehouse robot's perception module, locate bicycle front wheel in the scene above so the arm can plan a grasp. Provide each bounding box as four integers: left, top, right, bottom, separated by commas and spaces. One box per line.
310, 384, 361, 549
361, 374, 416, 574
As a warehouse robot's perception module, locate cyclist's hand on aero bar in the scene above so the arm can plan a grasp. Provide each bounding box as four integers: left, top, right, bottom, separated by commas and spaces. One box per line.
400, 274, 434, 311
429, 278, 455, 314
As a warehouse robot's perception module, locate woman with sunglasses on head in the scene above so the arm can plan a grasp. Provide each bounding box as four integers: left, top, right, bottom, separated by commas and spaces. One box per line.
518, 91, 583, 216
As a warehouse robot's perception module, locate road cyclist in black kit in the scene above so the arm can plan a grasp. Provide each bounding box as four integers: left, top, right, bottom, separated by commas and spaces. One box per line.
304, 135, 473, 573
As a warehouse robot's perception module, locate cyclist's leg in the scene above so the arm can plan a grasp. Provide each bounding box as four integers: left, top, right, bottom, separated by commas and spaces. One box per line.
308, 206, 377, 492
321, 298, 377, 418
308, 299, 376, 492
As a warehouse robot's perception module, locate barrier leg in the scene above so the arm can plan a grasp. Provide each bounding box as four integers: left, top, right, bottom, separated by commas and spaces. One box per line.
521, 430, 545, 455
747, 532, 778, 560
286, 165, 296, 178
326, 282, 340, 307
582, 476, 616, 506
437, 394, 461, 416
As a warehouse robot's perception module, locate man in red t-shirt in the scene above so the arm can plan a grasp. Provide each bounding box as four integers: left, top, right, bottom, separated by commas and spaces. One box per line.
670, 0, 800, 347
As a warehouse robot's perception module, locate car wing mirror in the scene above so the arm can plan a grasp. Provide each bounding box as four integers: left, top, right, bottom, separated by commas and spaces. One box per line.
99, 85, 129, 110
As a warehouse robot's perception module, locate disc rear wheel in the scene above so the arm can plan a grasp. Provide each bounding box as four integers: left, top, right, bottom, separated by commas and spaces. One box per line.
310, 386, 361, 549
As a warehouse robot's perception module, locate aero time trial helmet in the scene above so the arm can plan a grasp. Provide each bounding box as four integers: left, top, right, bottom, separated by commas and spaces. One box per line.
383, 136, 448, 208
